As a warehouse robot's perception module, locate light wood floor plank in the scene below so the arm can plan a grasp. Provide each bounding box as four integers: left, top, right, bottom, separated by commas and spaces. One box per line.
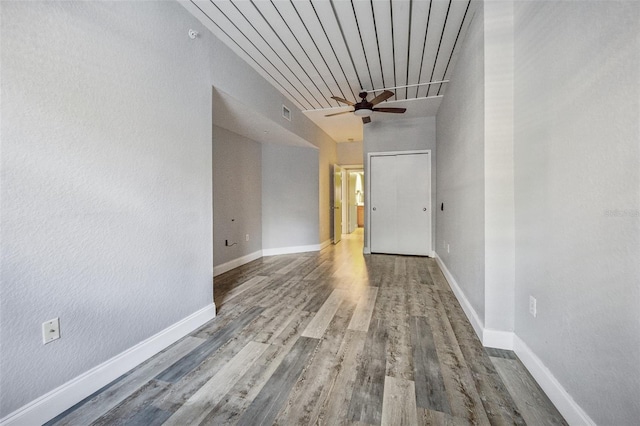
235, 336, 320, 426
46, 336, 205, 426
410, 316, 451, 414
316, 329, 367, 425
162, 341, 269, 426
491, 357, 568, 426
155, 306, 264, 383
348, 318, 387, 424
301, 288, 348, 338
220, 275, 269, 303
381, 376, 418, 426
274, 299, 357, 424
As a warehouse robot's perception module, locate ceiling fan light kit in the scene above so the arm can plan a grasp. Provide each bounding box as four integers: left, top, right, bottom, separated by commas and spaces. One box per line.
354, 109, 373, 117
326, 90, 406, 124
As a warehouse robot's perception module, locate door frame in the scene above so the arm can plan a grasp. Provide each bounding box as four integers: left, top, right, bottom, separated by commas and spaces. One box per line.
332, 164, 343, 244
365, 150, 433, 256
339, 164, 364, 234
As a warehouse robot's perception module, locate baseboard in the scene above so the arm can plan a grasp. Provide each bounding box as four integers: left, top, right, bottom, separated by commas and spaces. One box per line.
0, 304, 216, 426
435, 254, 593, 424
434, 253, 485, 341
262, 243, 321, 256
213, 250, 263, 277
514, 335, 595, 426
319, 239, 332, 250
482, 329, 514, 350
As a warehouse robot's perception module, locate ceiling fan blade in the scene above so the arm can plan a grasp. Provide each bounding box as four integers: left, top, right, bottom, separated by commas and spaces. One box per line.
369, 90, 394, 106
362, 116, 371, 124
331, 96, 355, 106
372, 107, 407, 113
325, 110, 354, 117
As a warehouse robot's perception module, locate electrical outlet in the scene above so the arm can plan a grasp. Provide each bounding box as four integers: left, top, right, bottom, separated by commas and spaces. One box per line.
246, 234, 249, 242
447, 244, 450, 254
529, 296, 537, 318
42, 318, 60, 344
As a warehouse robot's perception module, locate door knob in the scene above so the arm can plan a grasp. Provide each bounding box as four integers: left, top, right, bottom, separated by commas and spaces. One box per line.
423, 208, 427, 211
373, 207, 377, 211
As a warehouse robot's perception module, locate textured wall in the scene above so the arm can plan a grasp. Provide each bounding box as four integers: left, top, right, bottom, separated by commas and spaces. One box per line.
0, 1, 213, 416
0, 0, 337, 418
435, 4, 486, 322
212, 126, 262, 267
262, 144, 320, 249
513, 1, 640, 423
363, 116, 437, 251
483, 0, 515, 333
337, 141, 364, 165
317, 135, 337, 245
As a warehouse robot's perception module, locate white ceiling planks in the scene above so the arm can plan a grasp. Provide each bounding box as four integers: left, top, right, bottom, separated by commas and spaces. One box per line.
433, 0, 474, 96
350, 0, 385, 98
391, 0, 411, 100
251, 0, 334, 107
369, 0, 397, 99
184, 0, 476, 142
416, 0, 449, 98
269, 1, 342, 106
331, 0, 375, 92
406, 0, 433, 99
309, 0, 363, 98
292, 0, 359, 101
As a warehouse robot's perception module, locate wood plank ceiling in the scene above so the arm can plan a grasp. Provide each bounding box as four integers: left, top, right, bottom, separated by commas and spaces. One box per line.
186, 0, 476, 142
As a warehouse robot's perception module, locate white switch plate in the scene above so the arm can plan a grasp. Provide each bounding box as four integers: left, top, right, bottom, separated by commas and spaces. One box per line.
447, 244, 450, 253
246, 234, 249, 241
43, 318, 60, 344
529, 296, 537, 318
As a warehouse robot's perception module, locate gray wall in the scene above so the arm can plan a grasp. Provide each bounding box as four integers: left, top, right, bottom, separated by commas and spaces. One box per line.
337, 141, 364, 165
0, 0, 336, 418
0, 1, 213, 417
262, 144, 320, 250
363, 117, 438, 252
212, 126, 262, 267
435, 4, 486, 321
513, 1, 640, 424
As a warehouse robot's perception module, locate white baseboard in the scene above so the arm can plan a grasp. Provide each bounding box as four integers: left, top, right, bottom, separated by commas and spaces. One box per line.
514, 335, 595, 426
320, 239, 332, 250
262, 243, 321, 256
434, 253, 592, 425
0, 304, 216, 426
434, 253, 485, 341
213, 250, 263, 277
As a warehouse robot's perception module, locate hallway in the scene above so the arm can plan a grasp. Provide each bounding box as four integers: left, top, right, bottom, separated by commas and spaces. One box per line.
49, 233, 565, 425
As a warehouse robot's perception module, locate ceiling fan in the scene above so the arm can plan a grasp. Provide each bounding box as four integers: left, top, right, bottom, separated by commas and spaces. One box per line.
325, 90, 406, 124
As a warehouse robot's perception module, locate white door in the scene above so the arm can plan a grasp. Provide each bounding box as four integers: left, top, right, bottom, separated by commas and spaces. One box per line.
370, 156, 397, 253
333, 165, 343, 244
370, 152, 432, 256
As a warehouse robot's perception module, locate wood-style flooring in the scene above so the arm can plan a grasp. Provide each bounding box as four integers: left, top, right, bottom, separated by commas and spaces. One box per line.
49, 230, 566, 425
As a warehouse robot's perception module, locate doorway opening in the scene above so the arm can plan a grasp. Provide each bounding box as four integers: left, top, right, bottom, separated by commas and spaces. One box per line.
334, 165, 364, 248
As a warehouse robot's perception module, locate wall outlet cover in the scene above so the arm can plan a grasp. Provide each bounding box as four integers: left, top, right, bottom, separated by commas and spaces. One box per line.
529, 296, 537, 318
43, 318, 60, 344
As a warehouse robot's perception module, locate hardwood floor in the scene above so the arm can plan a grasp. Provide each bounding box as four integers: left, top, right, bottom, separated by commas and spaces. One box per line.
48, 230, 566, 425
